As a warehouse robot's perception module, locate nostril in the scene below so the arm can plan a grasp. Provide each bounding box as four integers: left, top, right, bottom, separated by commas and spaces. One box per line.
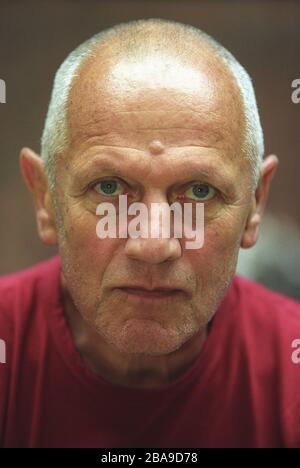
124, 237, 182, 264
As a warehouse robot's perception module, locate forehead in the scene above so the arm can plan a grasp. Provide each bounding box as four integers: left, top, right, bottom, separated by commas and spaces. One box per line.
66, 48, 245, 162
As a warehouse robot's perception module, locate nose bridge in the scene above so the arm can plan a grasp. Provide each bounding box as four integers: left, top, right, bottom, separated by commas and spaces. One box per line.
125, 181, 182, 264
124, 193, 182, 264
138, 189, 170, 236
142, 187, 168, 205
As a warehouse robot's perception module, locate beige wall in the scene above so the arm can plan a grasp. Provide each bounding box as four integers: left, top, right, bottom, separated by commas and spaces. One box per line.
0, 0, 299, 274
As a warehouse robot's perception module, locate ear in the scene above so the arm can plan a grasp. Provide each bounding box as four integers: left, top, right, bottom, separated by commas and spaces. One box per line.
20, 147, 58, 246
241, 154, 278, 249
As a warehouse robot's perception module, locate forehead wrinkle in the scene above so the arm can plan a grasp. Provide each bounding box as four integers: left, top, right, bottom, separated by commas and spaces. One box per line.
67, 31, 246, 141
71, 149, 151, 182
68, 117, 225, 155
70, 108, 225, 137
68, 54, 242, 153
70, 145, 235, 191
70, 137, 145, 155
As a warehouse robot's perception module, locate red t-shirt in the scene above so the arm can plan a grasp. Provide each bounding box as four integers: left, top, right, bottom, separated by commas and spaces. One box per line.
0, 257, 300, 448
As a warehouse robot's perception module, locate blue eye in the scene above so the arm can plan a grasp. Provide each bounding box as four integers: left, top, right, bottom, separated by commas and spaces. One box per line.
94, 180, 124, 196
185, 183, 215, 201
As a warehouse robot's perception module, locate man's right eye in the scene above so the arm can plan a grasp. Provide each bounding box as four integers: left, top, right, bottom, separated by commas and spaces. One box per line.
93, 180, 124, 196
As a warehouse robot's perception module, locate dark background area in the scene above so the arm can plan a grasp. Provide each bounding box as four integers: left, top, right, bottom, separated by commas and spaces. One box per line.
0, 0, 299, 275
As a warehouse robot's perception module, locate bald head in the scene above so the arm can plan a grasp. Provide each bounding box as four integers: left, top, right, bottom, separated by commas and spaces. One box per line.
23, 20, 280, 365
41, 19, 264, 190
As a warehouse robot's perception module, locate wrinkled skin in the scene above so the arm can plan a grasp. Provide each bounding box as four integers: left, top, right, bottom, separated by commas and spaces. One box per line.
20, 43, 278, 388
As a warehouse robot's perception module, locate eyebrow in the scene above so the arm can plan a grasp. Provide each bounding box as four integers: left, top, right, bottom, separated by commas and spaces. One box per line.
73, 152, 235, 193
74, 158, 132, 184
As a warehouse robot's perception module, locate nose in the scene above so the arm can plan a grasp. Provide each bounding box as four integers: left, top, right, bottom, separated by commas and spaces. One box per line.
123, 193, 183, 264
124, 236, 182, 264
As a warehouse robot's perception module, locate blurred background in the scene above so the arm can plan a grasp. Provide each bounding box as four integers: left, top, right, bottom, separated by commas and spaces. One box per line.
0, 0, 299, 298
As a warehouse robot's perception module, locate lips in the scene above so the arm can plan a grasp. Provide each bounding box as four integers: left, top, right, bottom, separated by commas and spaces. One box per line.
115, 286, 183, 299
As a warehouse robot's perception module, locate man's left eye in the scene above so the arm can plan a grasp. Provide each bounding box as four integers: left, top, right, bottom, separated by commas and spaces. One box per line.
184, 183, 216, 201
93, 180, 124, 196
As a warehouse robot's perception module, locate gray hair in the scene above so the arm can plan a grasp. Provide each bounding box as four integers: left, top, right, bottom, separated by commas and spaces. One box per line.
41, 18, 264, 191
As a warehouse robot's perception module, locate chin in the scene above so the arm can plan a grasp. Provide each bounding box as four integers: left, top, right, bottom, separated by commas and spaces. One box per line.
103, 318, 195, 356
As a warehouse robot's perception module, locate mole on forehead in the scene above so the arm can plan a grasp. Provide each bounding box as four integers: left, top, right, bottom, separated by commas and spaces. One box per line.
148, 140, 165, 155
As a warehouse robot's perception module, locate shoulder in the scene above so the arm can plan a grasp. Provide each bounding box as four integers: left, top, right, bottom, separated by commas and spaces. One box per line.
0, 256, 62, 374
0, 256, 61, 293
0, 258, 62, 442
0, 256, 61, 333
232, 274, 300, 328
232, 276, 300, 444
230, 275, 300, 364
223, 275, 300, 383
0, 256, 61, 290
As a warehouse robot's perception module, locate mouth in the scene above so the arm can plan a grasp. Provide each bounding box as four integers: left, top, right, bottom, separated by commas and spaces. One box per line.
115, 286, 183, 300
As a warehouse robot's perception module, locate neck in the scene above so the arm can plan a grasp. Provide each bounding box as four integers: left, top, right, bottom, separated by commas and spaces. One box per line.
62, 283, 207, 389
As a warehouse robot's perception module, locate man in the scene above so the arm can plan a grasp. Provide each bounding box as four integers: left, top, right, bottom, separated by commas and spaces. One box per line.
0, 18, 299, 448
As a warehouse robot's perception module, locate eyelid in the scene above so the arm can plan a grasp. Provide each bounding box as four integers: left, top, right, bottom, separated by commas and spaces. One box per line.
89, 176, 126, 190
187, 184, 215, 195
86, 177, 220, 202
178, 180, 216, 193
90, 176, 147, 200
175, 182, 218, 203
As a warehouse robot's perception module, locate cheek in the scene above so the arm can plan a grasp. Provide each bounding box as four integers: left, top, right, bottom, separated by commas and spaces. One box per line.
59, 208, 121, 276
185, 216, 244, 278
207, 217, 244, 253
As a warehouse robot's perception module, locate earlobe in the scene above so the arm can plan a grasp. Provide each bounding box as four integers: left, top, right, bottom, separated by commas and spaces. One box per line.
20, 147, 58, 246
240, 154, 278, 250
240, 210, 261, 249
